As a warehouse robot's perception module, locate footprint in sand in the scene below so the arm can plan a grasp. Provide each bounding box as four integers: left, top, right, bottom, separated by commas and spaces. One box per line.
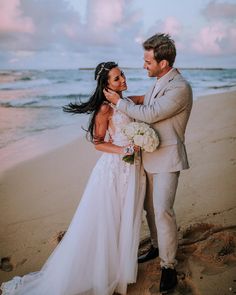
175, 223, 236, 294
190, 230, 236, 274
230, 158, 236, 166
136, 223, 236, 295
229, 136, 236, 143
0, 257, 13, 272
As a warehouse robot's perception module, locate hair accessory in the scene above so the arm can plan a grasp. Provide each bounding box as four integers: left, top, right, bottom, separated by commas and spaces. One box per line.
96, 63, 110, 80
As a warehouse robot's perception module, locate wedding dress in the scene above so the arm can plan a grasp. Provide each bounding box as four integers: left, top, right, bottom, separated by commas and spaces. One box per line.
1, 105, 146, 295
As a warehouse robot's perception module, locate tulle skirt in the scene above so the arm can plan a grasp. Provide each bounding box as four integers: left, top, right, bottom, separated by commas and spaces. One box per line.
1, 153, 146, 295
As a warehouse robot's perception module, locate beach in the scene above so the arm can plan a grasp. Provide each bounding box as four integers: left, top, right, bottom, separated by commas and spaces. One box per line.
0, 90, 236, 294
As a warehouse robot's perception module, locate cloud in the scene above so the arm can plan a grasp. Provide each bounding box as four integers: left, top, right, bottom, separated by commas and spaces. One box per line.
135, 16, 184, 52
0, 0, 142, 51
202, 0, 236, 20
192, 23, 226, 55
0, 0, 82, 52
87, 0, 124, 30
84, 0, 142, 46
143, 16, 182, 39
0, 0, 144, 67
0, 0, 35, 34
192, 1, 236, 55
1, 0, 234, 68
162, 17, 182, 37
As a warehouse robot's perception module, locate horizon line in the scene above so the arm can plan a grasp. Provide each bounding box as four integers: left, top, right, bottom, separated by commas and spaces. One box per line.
1, 67, 236, 71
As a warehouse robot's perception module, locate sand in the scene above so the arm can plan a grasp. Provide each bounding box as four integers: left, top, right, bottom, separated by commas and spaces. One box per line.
0, 91, 236, 294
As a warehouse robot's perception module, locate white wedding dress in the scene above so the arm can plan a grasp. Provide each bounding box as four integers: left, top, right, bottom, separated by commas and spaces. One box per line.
1, 106, 146, 295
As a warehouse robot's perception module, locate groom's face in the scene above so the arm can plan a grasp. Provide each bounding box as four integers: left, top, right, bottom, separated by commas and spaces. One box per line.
143, 50, 162, 78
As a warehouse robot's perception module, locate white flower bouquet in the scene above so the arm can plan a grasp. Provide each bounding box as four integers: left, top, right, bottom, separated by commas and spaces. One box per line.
122, 122, 160, 164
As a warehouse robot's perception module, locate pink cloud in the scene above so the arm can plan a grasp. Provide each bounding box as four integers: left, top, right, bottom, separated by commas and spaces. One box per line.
88, 0, 124, 30
192, 1, 236, 56
81, 0, 141, 46
192, 22, 236, 55
139, 17, 184, 51
0, 0, 141, 53
84, 0, 126, 45
144, 17, 182, 39
0, 0, 35, 33
162, 17, 182, 37
192, 23, 225, 55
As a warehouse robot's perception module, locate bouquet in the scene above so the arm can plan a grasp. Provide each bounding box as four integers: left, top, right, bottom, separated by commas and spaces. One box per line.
122, 122, 159, 164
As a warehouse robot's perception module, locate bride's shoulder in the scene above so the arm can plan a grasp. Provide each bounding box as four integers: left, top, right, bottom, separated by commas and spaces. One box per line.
99, 102, 113, 113
96, 102, 113, 121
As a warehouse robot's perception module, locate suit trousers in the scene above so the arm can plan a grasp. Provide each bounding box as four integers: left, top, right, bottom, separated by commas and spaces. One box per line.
144, 171, 180, 268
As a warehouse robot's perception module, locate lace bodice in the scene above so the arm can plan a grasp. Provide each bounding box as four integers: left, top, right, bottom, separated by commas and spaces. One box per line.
108, 105, 133, 146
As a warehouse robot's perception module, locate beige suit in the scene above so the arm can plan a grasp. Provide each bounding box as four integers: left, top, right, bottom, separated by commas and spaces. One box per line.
118, 68, 192, 173
117, 68, 193, 267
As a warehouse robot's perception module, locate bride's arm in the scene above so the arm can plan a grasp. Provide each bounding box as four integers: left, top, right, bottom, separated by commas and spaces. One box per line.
93, 104, 128, 155
103, 89, 144, 105
128, 95, 144, 104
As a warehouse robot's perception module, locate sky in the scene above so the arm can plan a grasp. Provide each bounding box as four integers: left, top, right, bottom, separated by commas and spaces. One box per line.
0, 0, 235, 69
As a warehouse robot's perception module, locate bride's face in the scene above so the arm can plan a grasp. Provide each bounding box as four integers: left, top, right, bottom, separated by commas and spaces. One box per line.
107, 67, 127, 92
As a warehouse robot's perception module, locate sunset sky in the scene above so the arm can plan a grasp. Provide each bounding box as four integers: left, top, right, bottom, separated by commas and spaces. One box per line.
0, 0, 235, 69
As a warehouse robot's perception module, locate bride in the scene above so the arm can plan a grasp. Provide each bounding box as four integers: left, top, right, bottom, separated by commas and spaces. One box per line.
1, 62, 146, 295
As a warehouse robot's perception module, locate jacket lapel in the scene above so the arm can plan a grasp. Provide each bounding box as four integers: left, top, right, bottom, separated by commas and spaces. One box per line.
152, 68, 179, 100
144, 84, 156, 105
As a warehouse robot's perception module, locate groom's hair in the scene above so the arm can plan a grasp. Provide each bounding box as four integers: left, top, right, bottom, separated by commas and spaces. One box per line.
143, 33, 176, 67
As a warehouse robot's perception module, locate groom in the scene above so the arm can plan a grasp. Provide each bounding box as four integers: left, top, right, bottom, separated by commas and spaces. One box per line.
104, 33, 192, 293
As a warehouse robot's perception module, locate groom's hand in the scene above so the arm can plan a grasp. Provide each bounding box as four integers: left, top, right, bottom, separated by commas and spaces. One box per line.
103, 88, 120, 105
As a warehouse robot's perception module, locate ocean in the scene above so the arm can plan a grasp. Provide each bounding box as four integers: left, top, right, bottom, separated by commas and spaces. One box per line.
0, 68, 236, 151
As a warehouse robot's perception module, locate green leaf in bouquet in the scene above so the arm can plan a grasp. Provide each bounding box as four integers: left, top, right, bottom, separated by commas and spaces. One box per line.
122, 154, 134, 164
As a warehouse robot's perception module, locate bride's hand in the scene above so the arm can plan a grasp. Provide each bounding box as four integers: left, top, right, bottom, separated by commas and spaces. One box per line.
123, 144, 134, 156
103, 88, 120, 105
122, 144, 140, 155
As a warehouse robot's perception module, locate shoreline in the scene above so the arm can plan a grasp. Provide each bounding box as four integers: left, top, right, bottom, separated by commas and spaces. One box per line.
1, 89, 236, 174
0, 90, 236, 294
0, 123, 86, 175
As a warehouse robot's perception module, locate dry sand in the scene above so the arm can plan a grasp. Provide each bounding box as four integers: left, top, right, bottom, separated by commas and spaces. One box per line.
0, 91, 236, 294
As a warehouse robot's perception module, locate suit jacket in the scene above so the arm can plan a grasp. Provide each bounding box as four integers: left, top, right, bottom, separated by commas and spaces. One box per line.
117, 68, 193, 173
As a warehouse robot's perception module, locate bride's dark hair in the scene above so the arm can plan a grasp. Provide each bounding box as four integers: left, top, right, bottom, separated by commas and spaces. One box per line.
63, 61, 118, 142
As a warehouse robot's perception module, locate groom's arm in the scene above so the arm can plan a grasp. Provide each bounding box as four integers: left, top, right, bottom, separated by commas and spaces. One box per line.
127, 95, 144, 104
118, 84, 192, 124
